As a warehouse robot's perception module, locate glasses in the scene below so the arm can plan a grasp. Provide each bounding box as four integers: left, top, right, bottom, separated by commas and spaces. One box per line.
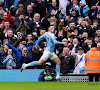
24, 50, 28, 52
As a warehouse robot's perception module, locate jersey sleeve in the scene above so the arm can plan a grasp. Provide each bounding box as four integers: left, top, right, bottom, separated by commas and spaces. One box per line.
36, 34, 46, 45
51, 34, 64, 45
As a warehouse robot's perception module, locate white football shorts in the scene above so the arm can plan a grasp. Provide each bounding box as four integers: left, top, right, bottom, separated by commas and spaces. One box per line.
41, 50, 58, 61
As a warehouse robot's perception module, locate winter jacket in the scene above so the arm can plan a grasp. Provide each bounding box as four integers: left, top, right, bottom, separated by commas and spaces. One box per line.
1, 12, 13, 27
3, 55, 16, 69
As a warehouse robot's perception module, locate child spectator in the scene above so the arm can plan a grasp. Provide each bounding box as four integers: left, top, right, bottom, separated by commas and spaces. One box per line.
3, 55, 16, 69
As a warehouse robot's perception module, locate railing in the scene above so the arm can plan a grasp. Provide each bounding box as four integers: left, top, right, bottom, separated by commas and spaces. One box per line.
60, 73, 89, 82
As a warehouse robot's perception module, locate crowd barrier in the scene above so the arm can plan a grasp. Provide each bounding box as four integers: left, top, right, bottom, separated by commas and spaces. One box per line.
0, 69, 44, 82
60, 73, 89, 82
0, 70, 90, 82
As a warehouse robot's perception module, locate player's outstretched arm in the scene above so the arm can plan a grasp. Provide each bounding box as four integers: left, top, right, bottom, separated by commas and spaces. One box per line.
53, 40, 64, 45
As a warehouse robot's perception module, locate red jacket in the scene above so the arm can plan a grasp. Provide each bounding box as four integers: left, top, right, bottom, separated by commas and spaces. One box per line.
1, 12, 13, 26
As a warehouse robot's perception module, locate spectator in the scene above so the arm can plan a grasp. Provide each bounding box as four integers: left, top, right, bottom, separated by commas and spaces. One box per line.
71, 46, 86, 74
1, 12, 13, 28
0, 45, 9, 69
59, 47, 75, 74
77, 0, 90, 17
26, 34, 34, 47
94, 36, 99, 44
35, 0, 46, 19
32, 13, 43, 31
18, 47, 33, 68
4, 29, 17, 45
69, 38, 79, 53
0, 7, 5, 23
3, 39, 37, 68
25, 4, 35, 20
0, 0, 4, 7
45, 0, 59, 14
13, 14, 31, 36
38, 62, 56, 81
3, 55, 16, 69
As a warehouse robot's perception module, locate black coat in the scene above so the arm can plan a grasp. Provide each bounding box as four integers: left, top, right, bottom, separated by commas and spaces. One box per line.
59, 54, 75, 74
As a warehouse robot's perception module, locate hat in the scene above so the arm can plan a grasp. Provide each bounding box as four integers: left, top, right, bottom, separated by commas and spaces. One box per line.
6, 55, 13, 60
80, 0, 86, 5
62, 38, 68, 42
78, 47, 84, 50
45, 62, 51, 66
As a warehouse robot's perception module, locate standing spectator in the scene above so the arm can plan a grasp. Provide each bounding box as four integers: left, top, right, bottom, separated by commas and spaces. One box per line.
18, 47, 33, 68
71, 46, 86, 74
1, 12, 13, 27
59, 47, 75, 74
0, 0, 4, 7
77, 0, 90, 17
59, 0, 68, 15
32, 13, 42, 31
26, 34, 34, 47
69, 38, 79, 53
0, 7, 5, 23
13, 14, 31, 36
45, 0, 59, 14
25, 4, 35, 20
35, 0, 46, 19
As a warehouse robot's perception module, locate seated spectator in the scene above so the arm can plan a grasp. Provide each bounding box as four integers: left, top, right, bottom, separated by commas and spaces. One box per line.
3, 55, 16, 69
38, 62, 56, 81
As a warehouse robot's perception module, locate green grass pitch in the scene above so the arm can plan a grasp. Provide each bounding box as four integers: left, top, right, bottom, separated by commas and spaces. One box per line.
0, 82, 100, 90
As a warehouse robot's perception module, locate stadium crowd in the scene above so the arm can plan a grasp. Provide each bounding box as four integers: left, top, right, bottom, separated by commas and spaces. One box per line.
0, 0, 100, 76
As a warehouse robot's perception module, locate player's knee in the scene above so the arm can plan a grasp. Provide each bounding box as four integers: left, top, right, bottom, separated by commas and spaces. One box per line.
38, 59, 45, 65
56, 59, 61, 65
38, 62, 42, 65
